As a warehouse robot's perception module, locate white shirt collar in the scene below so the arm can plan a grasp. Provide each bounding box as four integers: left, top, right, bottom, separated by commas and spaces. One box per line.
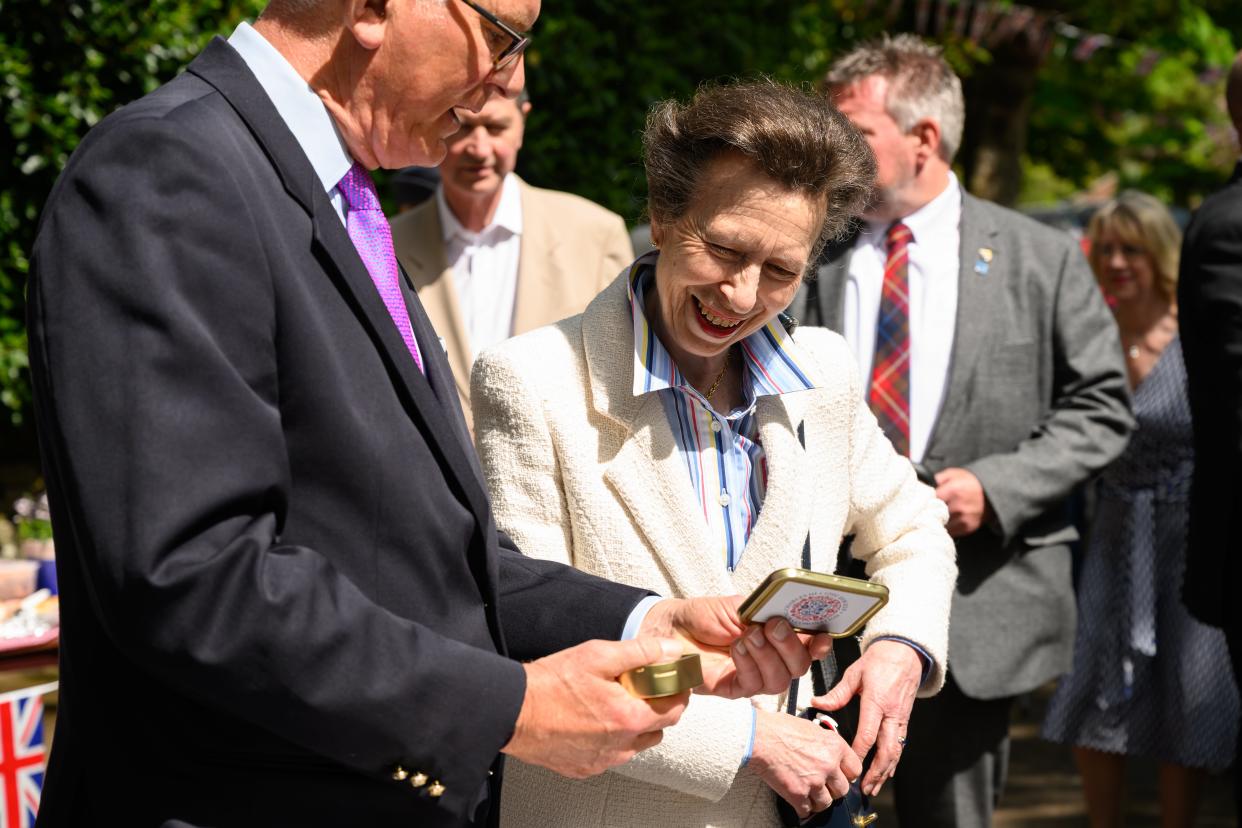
865, 171, 962, 246
437, 174, 525, 243
227, 22, 354, 195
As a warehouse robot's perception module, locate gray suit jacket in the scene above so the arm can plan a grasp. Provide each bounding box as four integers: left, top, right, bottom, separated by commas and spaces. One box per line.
789, 193, 1133, 699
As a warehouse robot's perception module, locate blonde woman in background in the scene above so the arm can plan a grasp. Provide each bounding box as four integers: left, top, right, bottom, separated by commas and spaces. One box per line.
1042, 191, 1239, 827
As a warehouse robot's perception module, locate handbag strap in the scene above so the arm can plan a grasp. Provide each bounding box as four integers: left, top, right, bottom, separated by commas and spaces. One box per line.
787, 421, 833, 714
777, 422, 876, 827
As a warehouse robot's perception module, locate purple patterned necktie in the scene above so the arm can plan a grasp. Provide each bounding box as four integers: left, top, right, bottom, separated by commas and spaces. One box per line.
337, 163, 425, 375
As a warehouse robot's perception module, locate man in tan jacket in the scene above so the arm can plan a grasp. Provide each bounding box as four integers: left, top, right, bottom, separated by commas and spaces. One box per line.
391, 89, 633, 430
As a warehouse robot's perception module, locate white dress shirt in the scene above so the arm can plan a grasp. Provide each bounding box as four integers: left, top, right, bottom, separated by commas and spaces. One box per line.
227, 22, 353, 225
843, 173, 962, 463
437, 175, 524, 361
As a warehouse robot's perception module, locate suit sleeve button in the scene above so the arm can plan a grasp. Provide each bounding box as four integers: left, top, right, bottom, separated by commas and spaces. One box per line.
391, 765, 409, 782
410, 772, 429, 788
428, 781, 446, 798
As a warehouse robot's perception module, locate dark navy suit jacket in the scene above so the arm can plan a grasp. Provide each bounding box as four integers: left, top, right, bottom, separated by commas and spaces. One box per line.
1180, 161, 1242, 635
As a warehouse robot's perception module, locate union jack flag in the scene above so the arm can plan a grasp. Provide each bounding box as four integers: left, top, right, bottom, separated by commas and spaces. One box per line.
0, 682, 56, 828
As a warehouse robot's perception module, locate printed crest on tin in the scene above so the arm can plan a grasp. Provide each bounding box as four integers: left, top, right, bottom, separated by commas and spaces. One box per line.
786, 592, 848, 627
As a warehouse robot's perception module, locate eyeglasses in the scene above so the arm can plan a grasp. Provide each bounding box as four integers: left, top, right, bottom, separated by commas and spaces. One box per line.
458, 0, 531, 74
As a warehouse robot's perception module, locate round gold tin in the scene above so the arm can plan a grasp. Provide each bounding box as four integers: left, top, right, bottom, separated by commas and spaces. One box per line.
620, 653, 704, 698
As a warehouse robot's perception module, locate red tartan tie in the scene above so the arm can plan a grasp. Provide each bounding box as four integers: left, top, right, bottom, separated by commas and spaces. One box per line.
869, 222, 913, 456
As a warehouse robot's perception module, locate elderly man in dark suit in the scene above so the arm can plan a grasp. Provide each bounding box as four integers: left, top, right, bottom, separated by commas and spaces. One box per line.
1180, 48, 1242, 817
26, 1, 827, 825
790, 34, 1133, 828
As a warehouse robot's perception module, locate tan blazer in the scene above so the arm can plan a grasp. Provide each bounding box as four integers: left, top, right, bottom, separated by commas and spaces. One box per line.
472, 276, 958, 828
390, 175, 633, 430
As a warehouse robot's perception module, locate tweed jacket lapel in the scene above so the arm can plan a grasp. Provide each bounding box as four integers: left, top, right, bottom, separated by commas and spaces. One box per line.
729, 393, 816, 591
924, 193, 1003, 458
582, 279, 731, 598
585, 277, 819, 598
604, 402, 737, 598
393, 201, 473, 405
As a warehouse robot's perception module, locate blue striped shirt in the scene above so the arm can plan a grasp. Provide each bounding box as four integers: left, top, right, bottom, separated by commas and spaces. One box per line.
628, 256, 817, 569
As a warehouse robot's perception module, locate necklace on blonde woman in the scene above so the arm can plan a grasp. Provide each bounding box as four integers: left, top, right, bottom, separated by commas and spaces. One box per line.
704, 350, 731, 403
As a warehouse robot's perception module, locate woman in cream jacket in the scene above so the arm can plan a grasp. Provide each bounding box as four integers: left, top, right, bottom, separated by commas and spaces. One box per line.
472, 81, 957, 828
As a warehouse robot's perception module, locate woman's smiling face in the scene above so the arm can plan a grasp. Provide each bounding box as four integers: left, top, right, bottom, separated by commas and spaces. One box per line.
649, 152, 824, 364
1092, 228, 1157, 306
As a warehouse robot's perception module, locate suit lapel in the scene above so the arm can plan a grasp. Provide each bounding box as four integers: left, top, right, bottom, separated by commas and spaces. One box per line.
731, 395, 815, 591
187, 39, 320, 216
188, 38, 492, 526
311, 198, 494, 521
393, 204, 474, 406
403, 270, 488, 486
603, 398, 734, 599
399, 265, 479, 463
791, 229, 858, 331
511, 178, 561, 335
815, 250, 850, 332
583, 281, 733, 598
925, 194, 1002, 456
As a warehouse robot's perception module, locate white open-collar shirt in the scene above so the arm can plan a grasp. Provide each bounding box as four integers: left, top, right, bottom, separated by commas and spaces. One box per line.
437, 175, 524, 362
842, 173, 962, 464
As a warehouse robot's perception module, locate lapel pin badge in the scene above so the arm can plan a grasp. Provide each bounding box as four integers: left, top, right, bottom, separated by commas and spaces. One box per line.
974, 247, 994, 276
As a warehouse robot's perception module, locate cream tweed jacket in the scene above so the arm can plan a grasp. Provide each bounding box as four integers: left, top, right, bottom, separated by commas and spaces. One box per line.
472, 275, 957, 828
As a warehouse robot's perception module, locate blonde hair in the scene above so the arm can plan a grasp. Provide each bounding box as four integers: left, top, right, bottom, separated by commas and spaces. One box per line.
1086, 191, 1181, 304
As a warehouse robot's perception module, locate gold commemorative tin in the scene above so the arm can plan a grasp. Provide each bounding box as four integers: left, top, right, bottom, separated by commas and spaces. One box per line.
737, 567, 889, 637
620, 653, 704, 698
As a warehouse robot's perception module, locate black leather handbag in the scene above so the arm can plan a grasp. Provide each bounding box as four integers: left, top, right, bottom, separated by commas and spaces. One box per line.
774, 662, 878, 828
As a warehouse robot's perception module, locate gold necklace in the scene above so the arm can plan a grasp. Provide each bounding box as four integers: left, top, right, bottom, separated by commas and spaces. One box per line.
704, 350, 731, 403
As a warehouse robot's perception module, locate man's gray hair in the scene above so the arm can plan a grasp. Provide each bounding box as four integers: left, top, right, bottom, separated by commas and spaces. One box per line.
261, 0, 327, 16
823, 34, 965, 164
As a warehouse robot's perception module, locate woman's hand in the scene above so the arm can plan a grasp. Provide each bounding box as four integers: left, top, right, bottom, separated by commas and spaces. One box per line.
812, 639, 923, 795
750, 709, 862, 820
640, 597, 833, 698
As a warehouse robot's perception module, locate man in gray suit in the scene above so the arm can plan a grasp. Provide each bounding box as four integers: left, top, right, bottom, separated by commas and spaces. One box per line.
790, 35, 1133, 827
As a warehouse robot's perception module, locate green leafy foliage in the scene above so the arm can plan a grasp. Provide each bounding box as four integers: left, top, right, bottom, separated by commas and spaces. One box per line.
0, 0, 263, 427
518, 0, 879, 224
0, 0, 1238, 431
1025, 0, 1241, 207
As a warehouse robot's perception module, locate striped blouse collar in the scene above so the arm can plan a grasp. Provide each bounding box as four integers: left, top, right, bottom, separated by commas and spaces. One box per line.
627, 252, 819, 406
